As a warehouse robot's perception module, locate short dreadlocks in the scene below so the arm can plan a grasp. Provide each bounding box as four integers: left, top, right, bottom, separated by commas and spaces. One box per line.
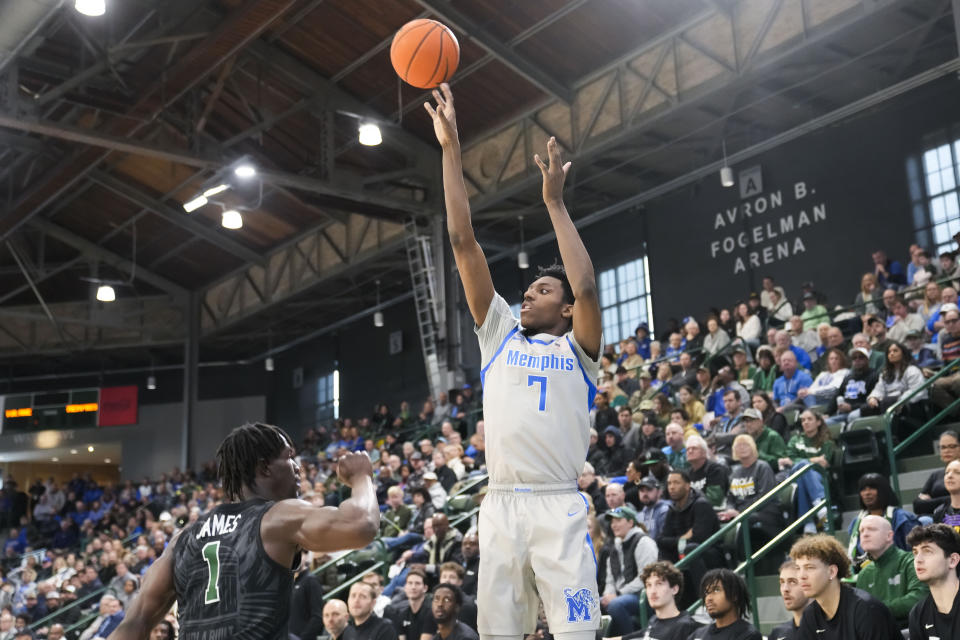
216, 422, 293, 501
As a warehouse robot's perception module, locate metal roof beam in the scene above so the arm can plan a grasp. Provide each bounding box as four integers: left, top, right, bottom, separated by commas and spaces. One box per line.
89, 171, 266, 266
28, 218, 187, 297
412, 0, 574, 104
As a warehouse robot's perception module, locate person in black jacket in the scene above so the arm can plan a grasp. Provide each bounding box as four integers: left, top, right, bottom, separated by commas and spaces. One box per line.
657, 470, 723, 607
596, 426, 635, 477
825, 348, 879, 426
346, 582, 398, 640
290, 557, 325, 640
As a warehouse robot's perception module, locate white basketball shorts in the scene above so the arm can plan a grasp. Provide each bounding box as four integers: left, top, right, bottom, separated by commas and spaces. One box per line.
476, 483, 601, 636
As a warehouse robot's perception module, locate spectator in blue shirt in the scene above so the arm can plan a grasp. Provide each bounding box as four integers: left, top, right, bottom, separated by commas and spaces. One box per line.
774, 329, 812, 371
773, 351, 814, 409
634, 323, 652, 360
872, 249, 906, 288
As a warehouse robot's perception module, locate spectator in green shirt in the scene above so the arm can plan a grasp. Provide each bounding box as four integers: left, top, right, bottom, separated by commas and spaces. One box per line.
741, 408, 787, 470
777, 409, 838, 534
800, 292, 830, 330
854, 515, 928, 627
380, 486, 412, 537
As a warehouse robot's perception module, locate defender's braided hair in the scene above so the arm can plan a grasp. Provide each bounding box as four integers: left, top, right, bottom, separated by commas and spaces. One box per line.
216, 422, 293, 501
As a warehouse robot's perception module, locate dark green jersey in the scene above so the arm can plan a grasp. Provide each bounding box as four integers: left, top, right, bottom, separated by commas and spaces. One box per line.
173, 499, 297, 640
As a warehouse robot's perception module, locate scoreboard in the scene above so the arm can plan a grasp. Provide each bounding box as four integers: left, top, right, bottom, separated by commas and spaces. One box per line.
2, 388, 101, 433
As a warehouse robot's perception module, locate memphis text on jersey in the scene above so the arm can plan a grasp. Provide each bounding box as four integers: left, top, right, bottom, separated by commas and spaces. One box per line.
505, 349, 576, 372
196, 513, 242, 539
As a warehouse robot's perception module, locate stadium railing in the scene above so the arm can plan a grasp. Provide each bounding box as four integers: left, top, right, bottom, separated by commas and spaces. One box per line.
28, 584, 109, 633
882, 357, 960, 494
635, 463, 832, 628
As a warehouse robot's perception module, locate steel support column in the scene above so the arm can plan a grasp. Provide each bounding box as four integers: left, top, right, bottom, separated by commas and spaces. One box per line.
181, 291, 200, 471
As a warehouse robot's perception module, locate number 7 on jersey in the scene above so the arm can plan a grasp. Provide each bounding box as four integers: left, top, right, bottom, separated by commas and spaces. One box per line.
527, 375, 547, 411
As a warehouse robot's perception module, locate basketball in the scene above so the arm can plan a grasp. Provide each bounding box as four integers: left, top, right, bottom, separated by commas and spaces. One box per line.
390, 18, 460, 89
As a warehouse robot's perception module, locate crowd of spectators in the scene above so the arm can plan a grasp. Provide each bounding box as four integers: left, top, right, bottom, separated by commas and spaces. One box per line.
4, 243, 960, 639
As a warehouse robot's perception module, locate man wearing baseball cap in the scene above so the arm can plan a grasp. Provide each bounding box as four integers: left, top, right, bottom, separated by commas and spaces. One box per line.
825, 347, 879, 426
742, 408, 788, 471
600, 506, 659, 637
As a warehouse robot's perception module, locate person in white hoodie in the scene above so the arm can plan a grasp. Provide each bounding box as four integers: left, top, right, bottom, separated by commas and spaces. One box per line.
600, 506, 659, 637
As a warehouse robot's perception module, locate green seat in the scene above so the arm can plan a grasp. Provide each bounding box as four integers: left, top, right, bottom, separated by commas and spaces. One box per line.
445, 494, 474, 514
782, 408, 800, 427
846, 416, 885, 433
827, 421, 843, 440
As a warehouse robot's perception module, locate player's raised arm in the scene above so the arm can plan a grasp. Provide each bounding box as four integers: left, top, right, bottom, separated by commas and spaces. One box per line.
108, 533, 180, 640
424, 83, 494, 327
268, 451, 380, 553
534, 137, 602, 359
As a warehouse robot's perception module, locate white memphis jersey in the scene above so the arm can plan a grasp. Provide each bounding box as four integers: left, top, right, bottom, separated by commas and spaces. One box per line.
476, 293, 601, 484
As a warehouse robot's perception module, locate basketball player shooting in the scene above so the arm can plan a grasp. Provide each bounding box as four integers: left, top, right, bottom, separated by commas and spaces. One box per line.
425, 83, 603, 640
109, 423, 379, 640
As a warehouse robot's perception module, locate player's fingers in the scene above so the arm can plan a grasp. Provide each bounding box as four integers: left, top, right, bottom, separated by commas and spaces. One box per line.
424, 102, 437, 118
432, 89, 445, 108
562, 161, 572, 177
548, 137, 562, 165
440, 83, 454, 104
533, 153, 547, 173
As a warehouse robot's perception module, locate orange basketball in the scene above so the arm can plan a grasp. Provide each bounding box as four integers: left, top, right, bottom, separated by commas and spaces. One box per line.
390, 18, 460, 89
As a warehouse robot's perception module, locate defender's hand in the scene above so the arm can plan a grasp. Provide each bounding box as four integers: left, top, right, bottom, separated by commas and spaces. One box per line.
336, 451, 374, 487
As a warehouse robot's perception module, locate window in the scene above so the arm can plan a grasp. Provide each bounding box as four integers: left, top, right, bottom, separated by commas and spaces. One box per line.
316, 370, 339, 421
914, 140, 960, 255
599, 256, 654, 343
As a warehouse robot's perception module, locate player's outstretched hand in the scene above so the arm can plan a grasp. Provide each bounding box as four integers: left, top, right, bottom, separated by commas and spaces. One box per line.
534, 136, 571, 205
424, 83, 458, 148
336, 451, 374, 487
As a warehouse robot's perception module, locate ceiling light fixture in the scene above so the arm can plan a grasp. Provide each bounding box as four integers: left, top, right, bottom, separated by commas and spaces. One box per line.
265, 357, 275, 372
221, 209, 243, 229
147, 375, 156, 390
203, 184, 230, 198
720, 140, 734, 188
88, 445, 94, 452
373, 280, 384, 327
517, 215, 529, 269
70, 449, 78, 455
104, 458, 112, 463
75, 0, 105, 17
358, 122, 382, 146
234, 164, 256, 179
96, 285, 116, 302
183, 195, 208, 213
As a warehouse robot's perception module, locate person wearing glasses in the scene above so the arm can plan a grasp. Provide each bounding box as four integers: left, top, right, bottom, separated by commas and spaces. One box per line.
932, 308, 960, 413
914, 431, 960, 518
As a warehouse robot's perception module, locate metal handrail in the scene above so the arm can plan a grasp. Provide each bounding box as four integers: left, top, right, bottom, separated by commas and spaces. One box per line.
29, 584, 110, 630
881, 358, 960, 494
446, 474, 488, 503
675, 499, 830, 624
62, 609, 101, 636
322, 561, 387, 602
636, 463, 832, 628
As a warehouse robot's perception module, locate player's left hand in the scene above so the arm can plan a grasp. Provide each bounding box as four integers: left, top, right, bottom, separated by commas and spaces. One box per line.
534, 137, 571, 205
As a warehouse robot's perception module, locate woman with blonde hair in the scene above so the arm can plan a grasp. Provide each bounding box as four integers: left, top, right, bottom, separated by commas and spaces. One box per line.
855, 272, 881, 315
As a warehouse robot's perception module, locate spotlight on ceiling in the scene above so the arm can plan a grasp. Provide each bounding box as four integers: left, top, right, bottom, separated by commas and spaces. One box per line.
234, 164, 256, 179
221, 210, 243, 229
358, 123, 382, 146
147, 375, 156, 391
96, 285, 116, 302
265, 357, 275, 372
183, 195, 208, 213
203, 184, 230, 198
75, 0, 105, 17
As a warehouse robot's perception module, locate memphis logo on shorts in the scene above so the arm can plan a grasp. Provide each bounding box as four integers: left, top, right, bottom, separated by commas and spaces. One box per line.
563, 587, 595, 622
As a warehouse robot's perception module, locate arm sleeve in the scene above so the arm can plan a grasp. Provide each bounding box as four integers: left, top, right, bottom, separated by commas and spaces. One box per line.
885, 555, 929, 620
620, 539, 656, 595
603, 557, 616, 597
301, 577, 326, 640
904, 366, 926, 399
690, 501, 720, 543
